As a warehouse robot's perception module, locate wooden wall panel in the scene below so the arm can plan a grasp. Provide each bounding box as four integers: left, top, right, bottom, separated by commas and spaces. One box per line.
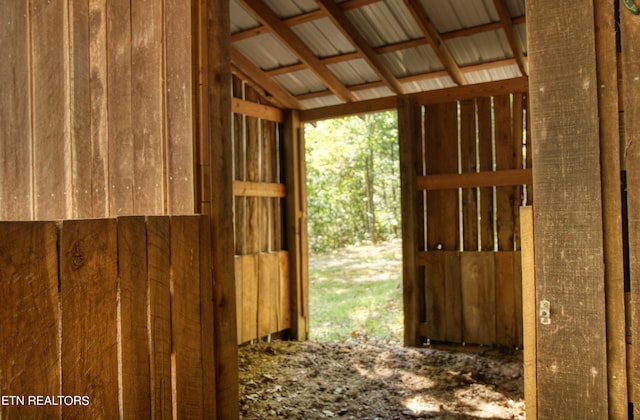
425, 102, 459, 250
460, 99, 478, 251
495, 252, 517, 346
528, 1, 608, 417
461, 252, 496, 346
199, 215, 217, 417
60, 219, 119, 417
0, 2, 32, 220
241, 254, 259, 343
0, 222, 60, 419
494, 94, 516, 251
477, 97, 494, 251
258, 253, 280, 337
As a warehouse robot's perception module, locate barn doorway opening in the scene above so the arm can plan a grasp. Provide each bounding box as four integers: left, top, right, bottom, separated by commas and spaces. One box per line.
303, 111, 403, 344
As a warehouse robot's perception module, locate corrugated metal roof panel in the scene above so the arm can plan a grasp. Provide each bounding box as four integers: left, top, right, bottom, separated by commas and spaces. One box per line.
262, 0, 317, 18
230, 0, 260, 33
345, 1, 417, 47
300, 95, 343, 109
353, 86, 394, 101
273, 69, 326, 95
328, 59, 380, 86
514, 24, 527, 54
233, 34, 299, 70
292, 18, 356, 57
402, 76, 457, 93
382, 45, 444, 77
464, 63, 521, 84
447, 30, 512, 66
422, 0, 496, 32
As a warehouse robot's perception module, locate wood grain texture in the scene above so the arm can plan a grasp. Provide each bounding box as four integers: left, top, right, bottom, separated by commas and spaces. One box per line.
477, 97, 494, 251
494, 94, 516, 251
60, 219, 119, 417
424, 252, 462, 343
259, 253, 280, 337
171, 216, 205, 418
241, 254, 259, 343
425, 102, 459, 251
0, 222, 60, 418
528, 1, 608, 417
118, 217, 151, 417
234, 77, 247, 254
520, 206, 536, 419
146, 216, 173, 418
245, 87, 261, 254
31, 0, 71, 219
0, 2, 32, 219
495, 252, 516, 346
461, 252, 496, 345
460, 99, 478, 251
199, 215, 217, 418
279, 251, 292, 330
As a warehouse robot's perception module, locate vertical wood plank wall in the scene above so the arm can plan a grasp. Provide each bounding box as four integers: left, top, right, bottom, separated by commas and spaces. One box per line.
0, 0, 195, 220
231, 77, 292, 344
402, 91, 530, 347
0, 216, 215, 419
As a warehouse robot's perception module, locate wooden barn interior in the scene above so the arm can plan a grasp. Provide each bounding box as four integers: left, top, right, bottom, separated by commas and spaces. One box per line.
0, 0, 638, 418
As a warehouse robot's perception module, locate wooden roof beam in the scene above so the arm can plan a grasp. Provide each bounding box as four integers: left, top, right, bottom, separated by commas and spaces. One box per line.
237, 0, 355, 102
402, 0, 467, 86
315, 0, 405, 94
230, 47, 302, 110
492, 0, 528, 76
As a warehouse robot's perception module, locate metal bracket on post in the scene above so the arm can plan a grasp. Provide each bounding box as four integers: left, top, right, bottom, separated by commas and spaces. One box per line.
539, 299, 551, 325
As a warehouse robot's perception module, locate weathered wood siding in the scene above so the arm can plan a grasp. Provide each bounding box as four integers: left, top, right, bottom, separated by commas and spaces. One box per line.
0, 216, 216, 419
231, 77, 291, 343
0, 0, 195, 220
401, 92, 530, 347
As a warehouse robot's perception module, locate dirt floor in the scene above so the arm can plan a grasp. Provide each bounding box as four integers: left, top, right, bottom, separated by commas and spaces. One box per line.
239, 340, 525, 419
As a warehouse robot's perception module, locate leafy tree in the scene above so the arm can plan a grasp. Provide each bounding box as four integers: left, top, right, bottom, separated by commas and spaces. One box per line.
305, 111, 400, 252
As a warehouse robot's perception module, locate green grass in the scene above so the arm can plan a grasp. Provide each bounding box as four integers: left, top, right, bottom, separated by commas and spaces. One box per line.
308, 240, 403, 344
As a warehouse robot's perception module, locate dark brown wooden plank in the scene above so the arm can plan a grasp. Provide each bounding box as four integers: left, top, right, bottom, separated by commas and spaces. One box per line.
171, 216, 204, 418
107, 0, 134, 215
261, 119, 275, 252
146, 216, 173, 419
417, 168, 532, 190
444, 251, 463, 343
425, 102, 459, 251
495, 252, 516, 346
60, 219, 119, 417
424, 252, 446, 342
89, 0, 109, 217
461, 252, 496, 345
118, 216, 151, 417
245, 87, 261, 253
259, 252, 280, 337
132, 0, 164, 214
241, 254, 259, 343
477, 96, 494, 251
494, 94, 516, 251
0, 222, 60, 418
398, 96, 424, 346
199, 215, 217, 418
460, 99, 478, 251
234, 77, 247, 254
69, 0, 92, 218
512, 93, 525, 249
165, 0, 195, 214
0, 2, 32, 220
528, 1, 608, 416
597, 0, 628, 416
31, 0, 71, 219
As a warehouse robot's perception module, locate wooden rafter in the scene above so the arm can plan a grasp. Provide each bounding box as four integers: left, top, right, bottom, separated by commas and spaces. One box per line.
315, 0, 405, 94
402, 0, 467, 86
237, 0, 355, 102
230, 47, 302, 110
492, 0, 528, 76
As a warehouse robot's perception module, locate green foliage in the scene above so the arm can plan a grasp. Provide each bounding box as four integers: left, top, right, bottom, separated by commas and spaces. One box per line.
305, 111, 400, 252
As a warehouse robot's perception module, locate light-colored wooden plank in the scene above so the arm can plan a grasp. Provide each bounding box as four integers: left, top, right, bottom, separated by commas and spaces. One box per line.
495, 252, 516, 346
60, 219, 119, 417
261, 119, 275, 252
528, 1, 608, 416
398, 96, 424, 346
259, 252, 280, 337
165, 0, 195, 215
461, 252, 496, 345
417, 169, 532, 191
132, 0, 164, 214
233, 183, 286, 201
520, 206, 536, 419
0, 222, 60, 418
199, 215, 217, 417
232, 97, 283, 122
246, 87, 261, 254
241, 254, 259, 343
460, 99, 478, 251
425, 102, 458, 251
107, 0, 134, 215
171, 216, 204, 418
118, 216, 152, 417
513, 251, 523, 347
279, 251, 292, 331
89, 0, 109, 217
0, 1, 32, 220
31, 0, 71, 220
235, 255, 244, 343
146, 216, 173, 418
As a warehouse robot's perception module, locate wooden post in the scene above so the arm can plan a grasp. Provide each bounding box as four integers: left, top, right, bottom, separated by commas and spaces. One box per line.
398, 95, 424, 347
520, 206, 536, 420
199, 0, 239, 417
595, 0, 628, 417
283, 109, 308, 340
527, 1, 609, 417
